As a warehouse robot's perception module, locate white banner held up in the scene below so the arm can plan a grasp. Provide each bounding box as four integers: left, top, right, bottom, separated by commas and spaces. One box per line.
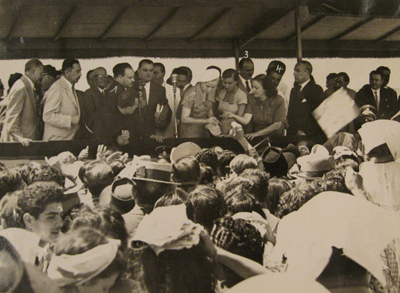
313, 88, 360, 138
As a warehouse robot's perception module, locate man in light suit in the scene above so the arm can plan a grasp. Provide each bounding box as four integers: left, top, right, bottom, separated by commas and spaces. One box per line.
42, 58, 82, 141
1, 59, 44, 146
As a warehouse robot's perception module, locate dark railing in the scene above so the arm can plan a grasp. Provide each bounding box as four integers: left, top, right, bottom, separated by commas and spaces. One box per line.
0, 138, 246, 160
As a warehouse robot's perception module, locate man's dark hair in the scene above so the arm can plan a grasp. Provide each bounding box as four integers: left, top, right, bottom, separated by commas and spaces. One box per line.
86, 69, 94, 83
18, 181, 65, 222
196, 148, 219, 176
138, 59, 154, 69
326, 73, 337, 80
172, 156, 200, 185
376, 66, 390, 74
0, 169, 23, 200
337, 72, 350, 83
25, 59, 43, 73
113, 63, 133, 78
179, 66, 192, 82
296, 60, 313, 74
154, 62, 165, 73
238, 58, 253, 70
8, 73, 23, 92
370, 70, 382, 79
117, 90, 136, 109
62, 58, 80, 74
27, 164, 64, 187
83, 163, 114, 198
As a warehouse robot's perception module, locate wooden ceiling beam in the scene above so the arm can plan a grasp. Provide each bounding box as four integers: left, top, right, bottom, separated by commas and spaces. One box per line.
238, 0, 327, 48
238, 8, 293, 48
144, 7, 180, 41
6, 5, 24, 40
282, 14, 327, 43
53, 6, 77, 42
0, 0, 272, 8
99, 5, 128, 41
329, 17, 374, 41
375, 24, 400, 42
189, 7, 232, 42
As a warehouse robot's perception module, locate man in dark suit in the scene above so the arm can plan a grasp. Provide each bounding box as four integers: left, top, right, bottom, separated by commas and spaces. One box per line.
136, 59, 171, 142
76, 67, 109, 140
376, 66, 399, 117
1, 59, 43, 145
355, 70, 398, 120
238, 58, 254, 95
287, 61, 326, 144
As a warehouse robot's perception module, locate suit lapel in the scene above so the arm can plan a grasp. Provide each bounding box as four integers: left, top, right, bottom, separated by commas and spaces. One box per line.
21, 76, 37, 114
61, 77, 79, 113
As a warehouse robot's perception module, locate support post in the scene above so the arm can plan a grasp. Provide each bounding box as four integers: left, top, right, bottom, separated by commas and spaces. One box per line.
234, 38, 240, 71
294, 0, 302, 61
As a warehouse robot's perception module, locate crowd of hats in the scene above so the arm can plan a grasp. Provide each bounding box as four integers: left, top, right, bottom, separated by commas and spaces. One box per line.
0, 117, 399, 292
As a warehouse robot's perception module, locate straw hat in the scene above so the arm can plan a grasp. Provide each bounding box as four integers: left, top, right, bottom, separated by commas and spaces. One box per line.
132, 161, 178, 185
296, 145, 334, 180
170, 142, 201, 164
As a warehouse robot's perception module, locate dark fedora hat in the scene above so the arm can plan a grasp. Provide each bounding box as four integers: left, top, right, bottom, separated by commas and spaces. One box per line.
262, 146, 296, 178
111, 177, 136, 214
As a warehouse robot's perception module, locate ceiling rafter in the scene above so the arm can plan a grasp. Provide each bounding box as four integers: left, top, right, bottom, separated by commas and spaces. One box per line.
375, 24, 400, 42
6, 5, 24, 40
99, 5, 129, 41
144, 7, 180, 41
53, 6, 77, 41
189, 7, 232, 42
329, 17, 374, 41
238, 0, 328, 48
282, 14, 327, 43
238, 8, 293, 48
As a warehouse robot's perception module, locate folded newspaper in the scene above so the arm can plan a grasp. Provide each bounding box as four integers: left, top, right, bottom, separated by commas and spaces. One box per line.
312, 88, 360, 138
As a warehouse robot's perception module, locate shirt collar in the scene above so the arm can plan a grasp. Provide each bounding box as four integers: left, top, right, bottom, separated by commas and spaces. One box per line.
24, 74, 35, 90
62, 75, 74, 89
183, 83, 192, 91
239, 75, 251, 87
300, 78, 311, 89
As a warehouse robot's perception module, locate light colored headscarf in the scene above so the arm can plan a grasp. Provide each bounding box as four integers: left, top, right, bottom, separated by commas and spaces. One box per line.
133, 204, 203, 255
359, 120, 400, 160
47, 238, 120, 286
270, 192, 399, 286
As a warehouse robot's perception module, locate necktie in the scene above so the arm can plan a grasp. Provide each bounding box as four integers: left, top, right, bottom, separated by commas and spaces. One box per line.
246, 80, 251, 93
374, 90, 379, 111
140, 87, 147, 109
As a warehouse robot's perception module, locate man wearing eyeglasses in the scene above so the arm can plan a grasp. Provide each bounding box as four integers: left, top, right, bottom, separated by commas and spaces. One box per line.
79, 67, 109, 139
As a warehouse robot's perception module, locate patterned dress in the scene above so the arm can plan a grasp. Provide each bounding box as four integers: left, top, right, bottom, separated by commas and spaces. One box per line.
245, 94, 286, 133
217, 87, 247, 134
179, 83, 215, 138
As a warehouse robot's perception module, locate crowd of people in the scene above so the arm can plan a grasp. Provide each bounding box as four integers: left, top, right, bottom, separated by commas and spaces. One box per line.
1, 56, 400, 148
0, 113, 399, 292
0, 56, 400, 293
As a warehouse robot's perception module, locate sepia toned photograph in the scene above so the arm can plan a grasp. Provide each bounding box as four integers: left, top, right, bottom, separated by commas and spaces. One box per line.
0, 0, 399, 292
